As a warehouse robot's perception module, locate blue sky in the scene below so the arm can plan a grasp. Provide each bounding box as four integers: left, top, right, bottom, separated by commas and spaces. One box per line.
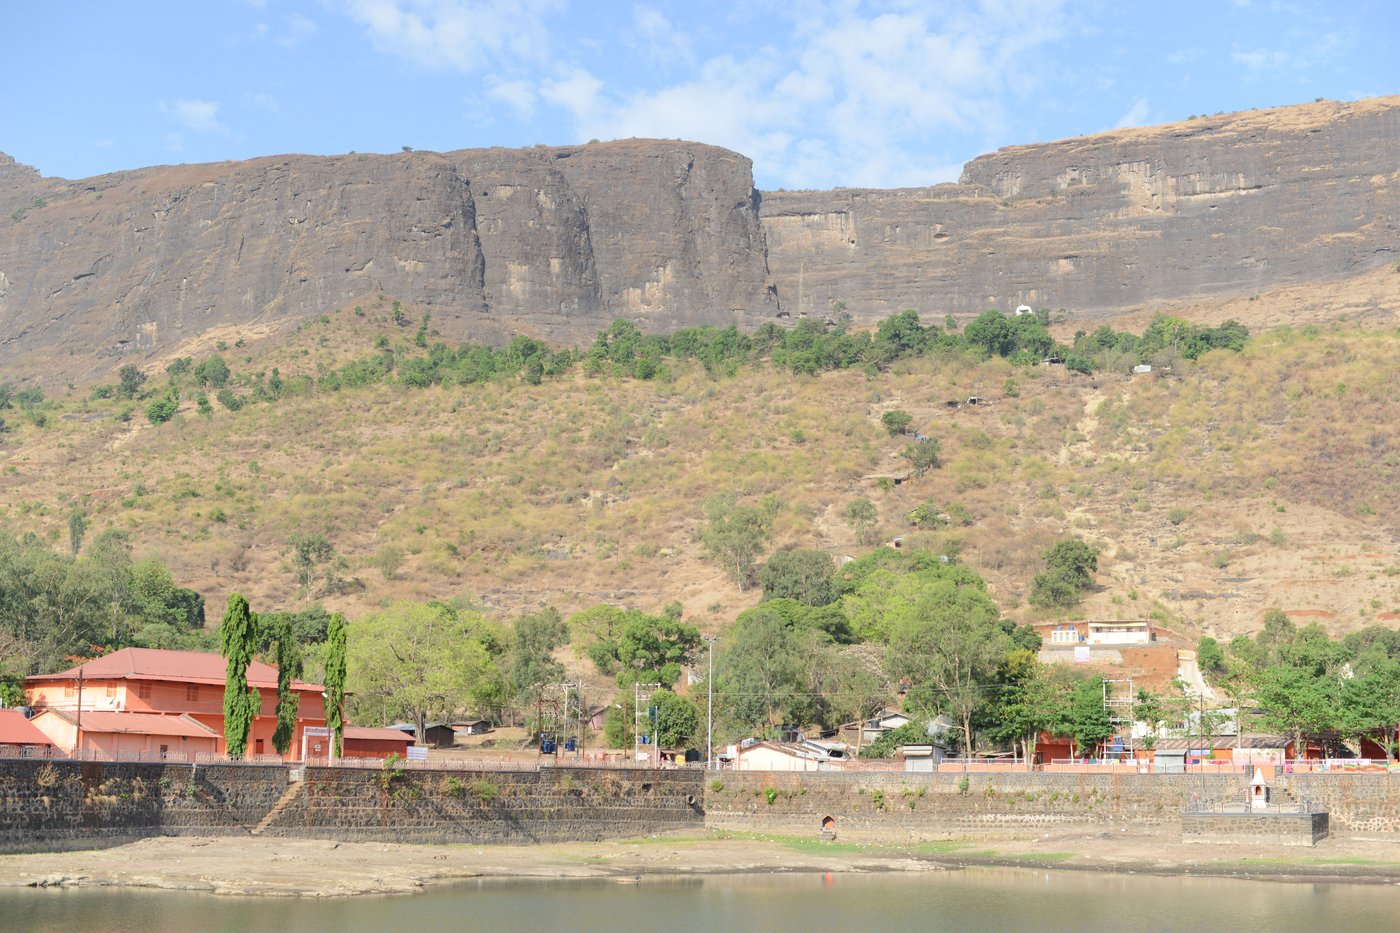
3, 1, 1395, 190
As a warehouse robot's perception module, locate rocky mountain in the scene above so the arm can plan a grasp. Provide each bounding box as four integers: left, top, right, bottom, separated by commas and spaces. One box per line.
1, 96, 1397, 383
763, 96, 1400, 319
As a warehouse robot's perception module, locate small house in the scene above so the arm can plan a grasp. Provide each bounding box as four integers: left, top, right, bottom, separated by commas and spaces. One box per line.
453, 719, 492, 736
731, 740, 843, 772
897, 743, 946, 772
1087, 621, 1152, 645
388, 721, 457, 748
342, 725, 414, 760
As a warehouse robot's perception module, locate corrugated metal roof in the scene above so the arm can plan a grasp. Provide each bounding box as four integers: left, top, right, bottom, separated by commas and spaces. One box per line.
25, 647, 322, 691
0, 709, 54, 745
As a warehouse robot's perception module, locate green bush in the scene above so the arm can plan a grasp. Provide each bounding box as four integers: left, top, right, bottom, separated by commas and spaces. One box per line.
471, 778, 501, 803
145, 395, 178, 425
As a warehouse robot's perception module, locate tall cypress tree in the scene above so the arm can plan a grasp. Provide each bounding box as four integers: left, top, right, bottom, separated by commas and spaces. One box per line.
271, 617, 302, 756
219, 593, 260, 758
324, 612, 348, 758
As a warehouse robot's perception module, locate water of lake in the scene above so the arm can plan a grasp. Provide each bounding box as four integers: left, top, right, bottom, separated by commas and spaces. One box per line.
6, 867, 1399, 932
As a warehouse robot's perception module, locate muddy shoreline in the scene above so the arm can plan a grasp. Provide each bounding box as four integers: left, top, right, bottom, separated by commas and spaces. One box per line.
3, 831, 1400, 897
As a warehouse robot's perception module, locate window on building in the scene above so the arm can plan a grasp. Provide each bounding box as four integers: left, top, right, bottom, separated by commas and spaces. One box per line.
64, 684, 75, 698
137, 683, 152, 700
105, 684, 116, 698
186, 684, 199, 702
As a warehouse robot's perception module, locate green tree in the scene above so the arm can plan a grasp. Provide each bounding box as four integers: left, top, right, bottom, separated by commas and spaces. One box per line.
880, 410, 913, 436
901, 437, 942, 473
67, 511, 86, 556
1340, 655, 1400, 759
349, 602, 501, 744
1252, 663, 1339, 759
324, 611, 348, 757
194, 355, 231, 388
862, 721, 931, 758
759, 549, 836, 606
218, 593, 261, 759
845, 497, 879, 545
982, 649, 1060, 761
652, 689, 701, 748
289, 533, 338, 596
511, 607, 570, 702
614, 614, 700, 689
717, 603, 827, 736
145, 393, 178, 424
117, 364, 147, 399
1197, 636, 1225, 676
885, 572, 1007, 755
270, 616, 302, 756
699, 492, 777, 589
1052, 675, 1113, 758
1030, 538, 1100, 609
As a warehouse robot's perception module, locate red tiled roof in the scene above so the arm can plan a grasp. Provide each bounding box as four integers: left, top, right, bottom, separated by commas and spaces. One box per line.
344, 726, 413, 743
25, 647, 322, 691
0, 709, 54, 746
40, 709, 218, 739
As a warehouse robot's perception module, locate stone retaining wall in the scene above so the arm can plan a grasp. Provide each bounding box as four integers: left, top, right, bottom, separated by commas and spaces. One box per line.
0, 760, 703, 853
263, 766, 703, 844
702, 771, 1400, 840
1181, 811, 1329, 847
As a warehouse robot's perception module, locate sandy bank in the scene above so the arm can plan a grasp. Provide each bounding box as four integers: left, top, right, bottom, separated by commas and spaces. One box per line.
3, 830, 1400, 897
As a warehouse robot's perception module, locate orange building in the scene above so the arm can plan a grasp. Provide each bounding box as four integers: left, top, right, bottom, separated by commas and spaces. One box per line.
24, 647, 327, 761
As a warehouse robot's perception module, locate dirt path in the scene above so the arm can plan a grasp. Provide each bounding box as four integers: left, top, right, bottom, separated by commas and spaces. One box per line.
4, 830, 1400, 897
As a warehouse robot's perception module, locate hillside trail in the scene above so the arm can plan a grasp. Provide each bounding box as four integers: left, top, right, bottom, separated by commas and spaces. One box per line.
1059, 390, 1107, 467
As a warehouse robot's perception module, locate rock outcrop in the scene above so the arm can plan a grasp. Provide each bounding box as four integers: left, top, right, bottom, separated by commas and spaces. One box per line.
762, 97, 1399, 319
0, 140, 775, 379
1, 96, 1397, 383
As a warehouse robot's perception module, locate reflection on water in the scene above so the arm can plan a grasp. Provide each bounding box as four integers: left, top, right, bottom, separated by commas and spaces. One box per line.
6, 868, 1400, 933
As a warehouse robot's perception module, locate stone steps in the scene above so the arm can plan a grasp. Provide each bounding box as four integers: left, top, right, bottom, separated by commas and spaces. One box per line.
251, 781, 303, 836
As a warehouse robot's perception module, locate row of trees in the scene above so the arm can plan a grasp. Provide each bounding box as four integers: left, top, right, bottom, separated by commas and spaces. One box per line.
1199, 610, 1400, 758
0, 529, 206, 701
214, 592, 347, 757
107, 310, 1251, 430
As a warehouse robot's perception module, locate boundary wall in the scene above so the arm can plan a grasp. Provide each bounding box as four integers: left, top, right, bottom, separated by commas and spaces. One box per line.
0, 759, 703, 853
702, 771, 1400, 839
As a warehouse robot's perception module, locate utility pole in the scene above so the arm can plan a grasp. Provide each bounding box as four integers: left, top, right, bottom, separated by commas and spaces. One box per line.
704, 635, 718, 770
75, 664, 85, 758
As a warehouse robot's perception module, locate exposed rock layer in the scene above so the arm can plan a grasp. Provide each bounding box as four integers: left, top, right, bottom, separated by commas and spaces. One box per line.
1, 97, 1396, 381
762, 96, 1400, 318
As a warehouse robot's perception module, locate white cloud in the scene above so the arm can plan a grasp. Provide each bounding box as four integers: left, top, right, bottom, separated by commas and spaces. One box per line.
542, 1, 1070, 188
279, 13, 319, 50
1113, 98, 1150, 129
488, 79, 537, 116
343, 0, 561, 72
630, 6, 695, 69
247, 92, 282, 113
158, 99, 228, 134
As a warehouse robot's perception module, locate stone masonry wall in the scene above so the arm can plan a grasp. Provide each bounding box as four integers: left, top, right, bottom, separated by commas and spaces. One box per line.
0, 759, 289, 853
262, 765, 704, 844
0, 760, 703, 853
1181, 811, 1329, 847
702, 771, 1400, 840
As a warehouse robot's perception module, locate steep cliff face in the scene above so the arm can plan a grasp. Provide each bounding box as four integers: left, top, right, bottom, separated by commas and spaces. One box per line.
762, 97, 1400, 320
0, 140, 775, 379
0, 96, 1396, 382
